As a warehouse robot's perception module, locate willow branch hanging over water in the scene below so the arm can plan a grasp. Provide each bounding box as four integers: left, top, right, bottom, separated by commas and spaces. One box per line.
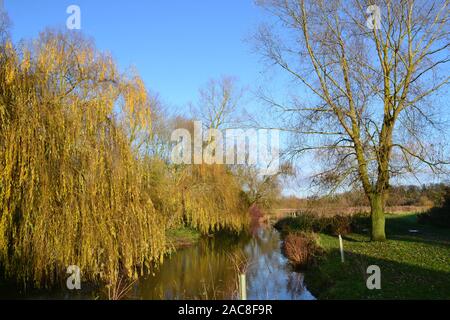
0, 30, 248, 288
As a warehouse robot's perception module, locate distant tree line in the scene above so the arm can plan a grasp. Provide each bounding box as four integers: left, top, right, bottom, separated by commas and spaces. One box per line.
277, 183, 450, 209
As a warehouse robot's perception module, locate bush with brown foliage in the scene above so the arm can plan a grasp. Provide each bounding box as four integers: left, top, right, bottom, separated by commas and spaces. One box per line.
323, 215, 352, 236
282, 232, 321, 269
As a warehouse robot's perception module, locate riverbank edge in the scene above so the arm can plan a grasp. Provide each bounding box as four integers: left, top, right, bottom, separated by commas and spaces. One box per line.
166, 227, 202, 249
275, 212, 450, 299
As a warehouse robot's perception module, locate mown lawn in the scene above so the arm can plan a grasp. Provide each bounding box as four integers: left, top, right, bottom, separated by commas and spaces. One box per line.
304, 213, 450, 299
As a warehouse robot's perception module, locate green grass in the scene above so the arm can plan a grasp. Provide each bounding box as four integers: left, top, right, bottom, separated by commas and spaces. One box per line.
166, 227, 202, 249
301, 213, 450, 299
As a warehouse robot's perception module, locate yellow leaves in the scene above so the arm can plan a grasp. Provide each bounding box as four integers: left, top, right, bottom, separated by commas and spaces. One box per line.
21, 50, 31, 73
5, 65, 15, 84
166, 164, 248, 235
0, 31, 248, 290
3, 45, 16, 84
0, 31, 168, 288
1, 42, 16, 84
4, 41, 13, 52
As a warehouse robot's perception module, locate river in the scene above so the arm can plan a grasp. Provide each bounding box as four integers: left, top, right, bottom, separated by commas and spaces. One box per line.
131, 225, 315, 300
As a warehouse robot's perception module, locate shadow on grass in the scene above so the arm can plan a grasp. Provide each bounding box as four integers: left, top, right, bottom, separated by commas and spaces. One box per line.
304, 213, 450, 299
387, 215, 450, 251
349, 214, 450, 248
305, 248, 450, 300
341, 236, 366, 243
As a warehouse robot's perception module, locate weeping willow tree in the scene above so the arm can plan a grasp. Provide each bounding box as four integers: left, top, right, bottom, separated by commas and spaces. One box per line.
0, 29, 249, 289
0, 30, 167, 287
144, 121, 249, 236
144, 162, 249, 237
178, 164, 249, 234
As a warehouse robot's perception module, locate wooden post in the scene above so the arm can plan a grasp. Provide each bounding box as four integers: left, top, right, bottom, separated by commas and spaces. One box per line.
239, 274, 247, 300
339, 235, 345, 263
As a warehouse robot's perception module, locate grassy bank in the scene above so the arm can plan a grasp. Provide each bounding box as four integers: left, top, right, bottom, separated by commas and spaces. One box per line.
281, 213, 450, 299
167, 227, 202, 249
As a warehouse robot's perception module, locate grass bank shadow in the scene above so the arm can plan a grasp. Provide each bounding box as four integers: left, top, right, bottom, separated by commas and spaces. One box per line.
305, 248, 450, 299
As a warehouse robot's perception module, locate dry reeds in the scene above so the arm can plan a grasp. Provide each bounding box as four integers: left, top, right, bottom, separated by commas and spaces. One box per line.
107, 276, 137, 300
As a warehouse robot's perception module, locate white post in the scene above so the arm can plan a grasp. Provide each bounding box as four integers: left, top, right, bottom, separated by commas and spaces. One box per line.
239, 274, 247, 300
339, 235, 345, 263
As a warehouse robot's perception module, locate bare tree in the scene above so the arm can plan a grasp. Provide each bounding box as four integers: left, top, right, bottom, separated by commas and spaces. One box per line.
236, 163, 294, 207
254, 0, 449, 240
193, 76, 246, 130
0, 3, 10, 43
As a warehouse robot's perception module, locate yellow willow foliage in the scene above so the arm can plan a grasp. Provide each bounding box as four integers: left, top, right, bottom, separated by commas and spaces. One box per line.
141, 158, 182, 229
0, 31, 166, 287
3, 41, 15, 85
178, 165, 249, 234
141, 144, 249, 234
119, 75, 153, 150
142, 160, 249, 235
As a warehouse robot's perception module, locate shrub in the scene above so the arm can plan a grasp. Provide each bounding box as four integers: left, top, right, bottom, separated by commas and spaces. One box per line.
324, 215, 352, 236
350, 212, 371, 233
274, 217, 295, 233
418, 191, 450, 228
282, 232, 321, 269
275, 213, 352, 236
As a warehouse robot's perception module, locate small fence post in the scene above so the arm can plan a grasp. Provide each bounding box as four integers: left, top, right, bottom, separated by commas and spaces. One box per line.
339, 235, 345, 263
239, 274, 247, 300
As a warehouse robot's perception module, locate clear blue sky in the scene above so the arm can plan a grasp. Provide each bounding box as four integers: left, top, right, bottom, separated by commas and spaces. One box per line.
4, 0, 269, 110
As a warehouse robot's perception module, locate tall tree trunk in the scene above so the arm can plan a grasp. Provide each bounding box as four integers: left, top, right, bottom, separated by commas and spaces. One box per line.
370, 192, 386, 241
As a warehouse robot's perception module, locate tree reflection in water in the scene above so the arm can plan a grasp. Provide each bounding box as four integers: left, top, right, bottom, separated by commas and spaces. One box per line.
134, 226, 315, 300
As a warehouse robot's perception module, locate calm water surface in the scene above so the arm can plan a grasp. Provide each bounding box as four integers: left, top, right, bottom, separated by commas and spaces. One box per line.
131, 226, 315, 300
